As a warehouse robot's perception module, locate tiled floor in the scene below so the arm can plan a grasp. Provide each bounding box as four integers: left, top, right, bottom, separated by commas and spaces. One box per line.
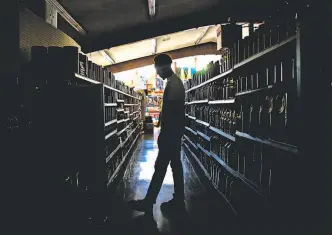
107, 129, 237, 234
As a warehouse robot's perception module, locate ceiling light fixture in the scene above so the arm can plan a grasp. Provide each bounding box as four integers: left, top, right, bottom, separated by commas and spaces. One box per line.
45, 0, 87, 35
148, 0, 156, 19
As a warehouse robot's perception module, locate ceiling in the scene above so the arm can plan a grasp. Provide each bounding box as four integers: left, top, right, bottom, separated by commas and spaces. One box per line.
57, 0, 287, 53
58, 0, 219, 35
87, 25, 218, 67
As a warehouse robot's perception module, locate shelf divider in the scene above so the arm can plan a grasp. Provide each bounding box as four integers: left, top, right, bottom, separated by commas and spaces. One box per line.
197, 144, 211, 156
105, 119, 117, 127
186, 115, 197, 120
235, 85, 273, 97
196, 119, 210, 127
105, 129, 117, 140
75, 73, 140, 100
117, 124, 130, 136
235, 131, 298, 154
208, 99, 235, 105
209, 126, 236, 142
184, 134, 198, 149
234, 35, 296, 69
105, 103, 117, 107
197, 130, 210, 141
188, 99, 209, 105
185, 126, 197, 135
185, 69, 233, 93
106, 144, 122, 163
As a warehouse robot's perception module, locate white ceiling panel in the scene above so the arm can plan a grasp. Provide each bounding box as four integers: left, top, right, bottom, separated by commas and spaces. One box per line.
88, 25, 218, 67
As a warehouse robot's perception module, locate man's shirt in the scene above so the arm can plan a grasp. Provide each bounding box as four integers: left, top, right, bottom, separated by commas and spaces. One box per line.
160, 73, 185, 140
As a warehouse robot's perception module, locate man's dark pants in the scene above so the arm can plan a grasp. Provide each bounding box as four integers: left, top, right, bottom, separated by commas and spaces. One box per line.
145, 133, 184, 204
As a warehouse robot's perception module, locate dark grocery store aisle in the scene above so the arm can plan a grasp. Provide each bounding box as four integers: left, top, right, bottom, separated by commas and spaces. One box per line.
105, 129, 237, 235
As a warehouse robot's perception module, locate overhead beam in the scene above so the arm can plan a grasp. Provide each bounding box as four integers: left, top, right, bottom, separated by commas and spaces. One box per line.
100, 50, 115, 64
45, 0, 87, 35
107, 43, 217, 73
195, 26, 211, 45
82, 1, 281, 53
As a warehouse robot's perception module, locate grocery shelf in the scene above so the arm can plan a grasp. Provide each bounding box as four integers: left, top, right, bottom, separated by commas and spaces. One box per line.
104, 84, 140, 100
184, 36, 296, 95
117, 119, 125, 124
184, 134, 198, 149
235, 85, 273, 97
105, 129, 117, 140
130, 111, 140, 116
105, 119, 117, 127
106, 144, 122, 163
184, 143, 210, 179
210, 152, 262, 196
209, 126, 236, 142
186, 115, 196, 120
75, 73, 100, 84
235, 131, 298, 154
234, 35, 297, 70
197, 144, 211, 156
117, 124, 130, 136
185, 126, 197, 135
105, 103, 117, 107
122, 124, 139, 147
196, 119, 210, 127
197, 131, 210, 141
183, 143, 238, 215
208, 99, 235, 105
185, 69, 234, 93
188, 100, 209, 105
107, 133, 140, 186
75, 73, 140, 100
210, 152, 238, 178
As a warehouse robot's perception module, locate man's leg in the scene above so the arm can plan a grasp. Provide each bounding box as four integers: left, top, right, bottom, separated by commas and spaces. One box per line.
170, 150, 184, 201
161, 144, 186, 212
129, 149, 170, 213
145, 150, 170, 204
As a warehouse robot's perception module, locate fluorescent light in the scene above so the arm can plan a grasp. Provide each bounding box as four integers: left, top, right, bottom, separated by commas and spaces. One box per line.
45, 0, 87, 35
148, 0, 156, 18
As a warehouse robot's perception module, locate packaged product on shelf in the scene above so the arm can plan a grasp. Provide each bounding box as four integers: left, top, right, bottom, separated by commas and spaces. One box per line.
79, 53, 88, 77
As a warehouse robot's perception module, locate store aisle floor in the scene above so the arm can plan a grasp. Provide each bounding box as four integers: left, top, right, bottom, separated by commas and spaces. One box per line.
107, 129, 237, 235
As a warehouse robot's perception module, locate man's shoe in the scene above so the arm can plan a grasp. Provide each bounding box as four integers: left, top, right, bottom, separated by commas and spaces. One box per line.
128, 199, 153, 215
160, 198, 186, 214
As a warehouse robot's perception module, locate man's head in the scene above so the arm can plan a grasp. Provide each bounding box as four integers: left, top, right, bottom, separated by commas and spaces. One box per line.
154, 54, 173, 79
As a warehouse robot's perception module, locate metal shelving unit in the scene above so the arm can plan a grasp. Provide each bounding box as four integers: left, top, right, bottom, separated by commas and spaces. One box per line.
183, 31, 300, 216
76, 72, 143, 191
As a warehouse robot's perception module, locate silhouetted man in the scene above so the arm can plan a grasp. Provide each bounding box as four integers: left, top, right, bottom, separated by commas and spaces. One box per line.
129, 54, 185, 215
